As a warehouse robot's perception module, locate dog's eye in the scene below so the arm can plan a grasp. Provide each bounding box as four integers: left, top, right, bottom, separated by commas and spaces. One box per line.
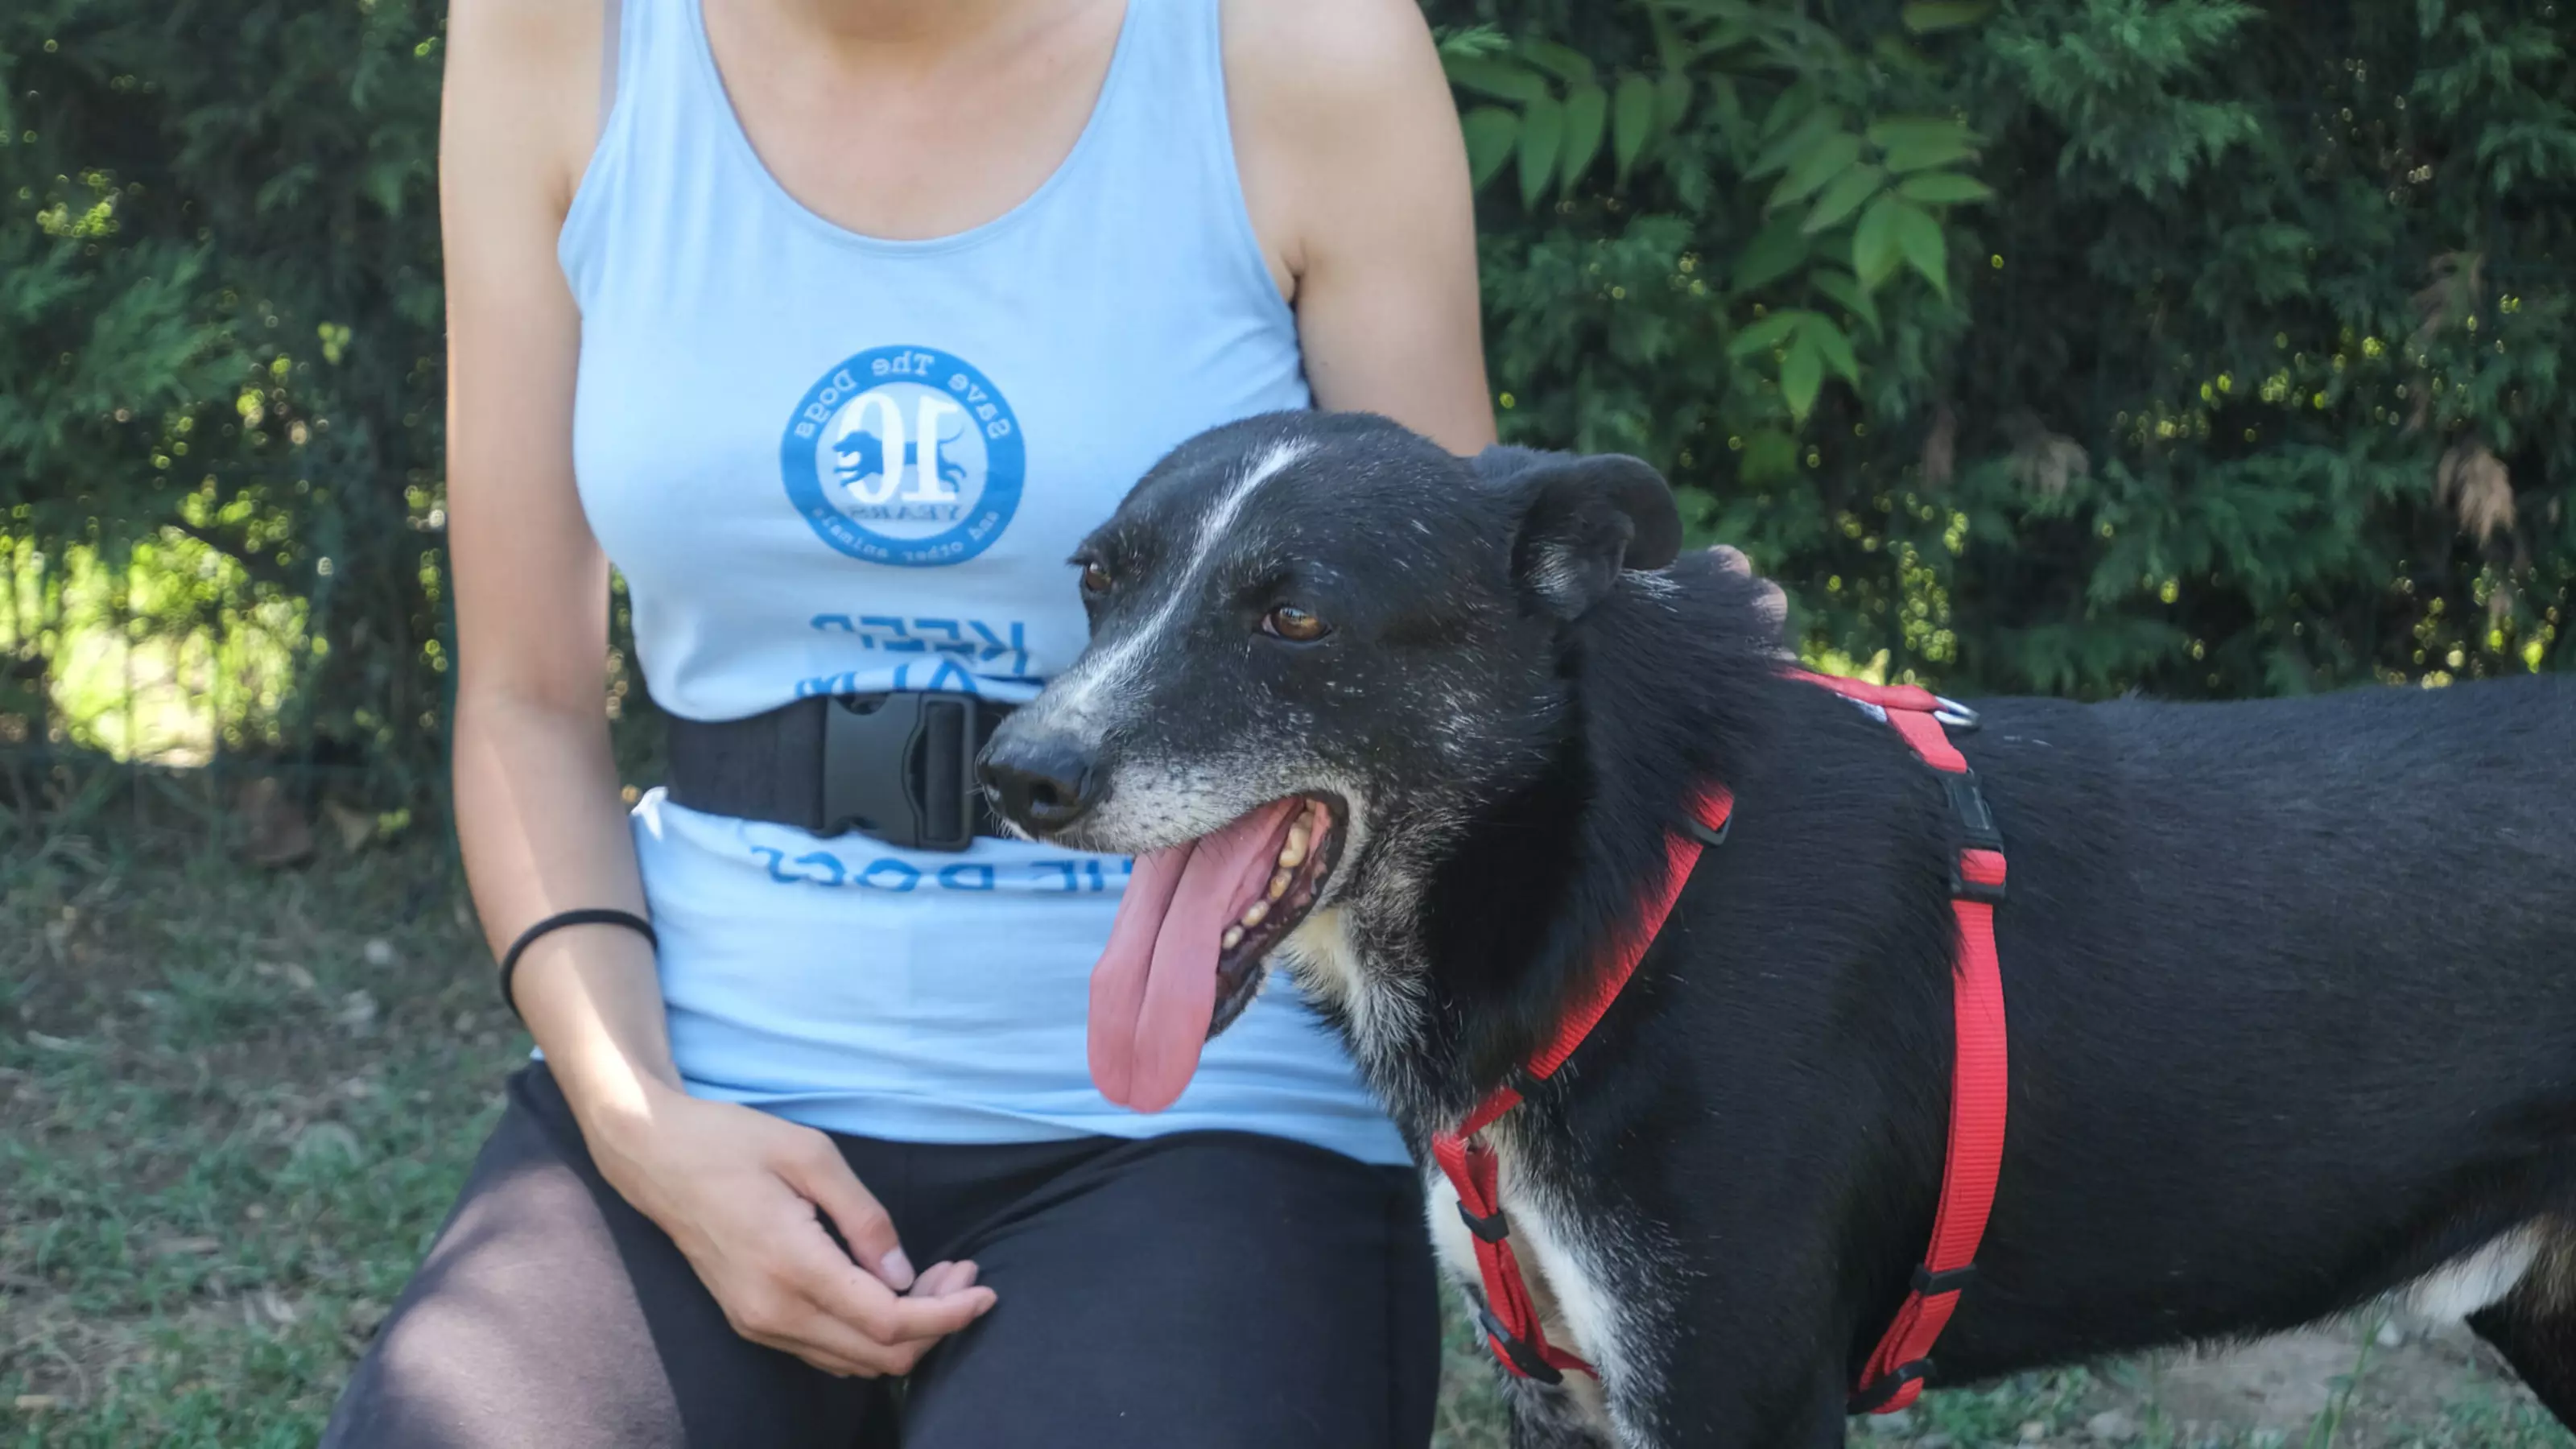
1078, 560, 1113, 598
1261, 605, 1331, 642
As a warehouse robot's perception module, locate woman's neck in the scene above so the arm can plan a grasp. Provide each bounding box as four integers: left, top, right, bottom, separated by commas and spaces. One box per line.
753, 0, 1055, 57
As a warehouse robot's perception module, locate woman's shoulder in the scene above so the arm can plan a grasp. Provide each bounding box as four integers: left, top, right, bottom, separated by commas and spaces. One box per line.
444, 0, 610, 217
1218, 0, 1489, 448
1220, 0, 1455, 272
1220, 0, 1446, 126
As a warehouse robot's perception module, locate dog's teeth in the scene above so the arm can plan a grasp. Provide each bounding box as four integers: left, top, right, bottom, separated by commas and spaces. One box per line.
1241, 901, 1269, 928
1268, 869, 1292, 900
1278, 825, 1310, 869
1221, 925, 1245, 950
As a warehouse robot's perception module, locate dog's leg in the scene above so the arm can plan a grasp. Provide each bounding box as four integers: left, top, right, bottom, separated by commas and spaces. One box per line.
1595, 1365, 1850, 1449
2469, 1293, 2576, 1432
1503, 1376, 1616, 1449
1767, 1379, 1852, 1449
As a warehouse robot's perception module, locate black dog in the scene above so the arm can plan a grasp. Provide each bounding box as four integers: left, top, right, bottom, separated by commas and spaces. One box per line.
980, 410, 2576, 1448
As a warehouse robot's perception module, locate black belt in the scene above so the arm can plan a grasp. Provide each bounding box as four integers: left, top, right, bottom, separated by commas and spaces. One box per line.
665, 691, 1014, 852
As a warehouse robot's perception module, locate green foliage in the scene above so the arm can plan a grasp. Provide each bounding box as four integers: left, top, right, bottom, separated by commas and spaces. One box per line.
1440, 0, 2573, 697
2, 1, 2569, 814
1, 838, 524, 1442
1, 2, 448, 790
1443, 4, 1994, 427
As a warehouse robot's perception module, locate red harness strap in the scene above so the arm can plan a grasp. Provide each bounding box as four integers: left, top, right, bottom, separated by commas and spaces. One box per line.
1433, 672, 2010, 1418
1430, 782, 1736, 1384
1791, 672, 2011, 1414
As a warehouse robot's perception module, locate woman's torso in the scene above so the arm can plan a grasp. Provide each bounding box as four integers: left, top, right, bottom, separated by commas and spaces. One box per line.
560, 0, 1404, 1162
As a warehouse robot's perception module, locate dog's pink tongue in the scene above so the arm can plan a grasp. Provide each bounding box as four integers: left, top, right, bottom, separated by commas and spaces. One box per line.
1088, 800, 1298, 1113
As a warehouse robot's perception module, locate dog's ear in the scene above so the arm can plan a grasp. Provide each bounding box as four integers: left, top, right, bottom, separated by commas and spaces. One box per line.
1479, 448, 1682, 620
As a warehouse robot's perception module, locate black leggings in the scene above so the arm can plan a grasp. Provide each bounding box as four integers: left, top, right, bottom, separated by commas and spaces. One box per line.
323, 1066, 1440, 1448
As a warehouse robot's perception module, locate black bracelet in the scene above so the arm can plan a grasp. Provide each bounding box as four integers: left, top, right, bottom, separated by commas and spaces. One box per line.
497, 908, 658, 1020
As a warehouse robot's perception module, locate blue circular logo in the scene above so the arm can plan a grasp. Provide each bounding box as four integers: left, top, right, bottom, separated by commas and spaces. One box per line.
779, 345, 1025, 567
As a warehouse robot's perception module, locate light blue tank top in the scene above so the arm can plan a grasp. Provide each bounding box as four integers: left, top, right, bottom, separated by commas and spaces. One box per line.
559, 0, 1404, 1162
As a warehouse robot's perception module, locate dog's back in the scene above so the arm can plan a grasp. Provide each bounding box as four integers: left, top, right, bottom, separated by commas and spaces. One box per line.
1915, 675, 2576, 1363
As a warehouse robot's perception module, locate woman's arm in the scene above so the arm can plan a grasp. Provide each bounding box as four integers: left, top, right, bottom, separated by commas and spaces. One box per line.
440, 0, 991, 1376
1228, 0, 1495, 455
441, 0, 670, 1162
1228, 5, 1791, 625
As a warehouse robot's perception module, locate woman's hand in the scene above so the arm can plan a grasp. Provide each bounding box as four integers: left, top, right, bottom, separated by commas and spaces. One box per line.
446, 0, 992, 1385
1704, 544, 1796, 660
584, 1085, 997, 1377
1707, 546, 1791, 633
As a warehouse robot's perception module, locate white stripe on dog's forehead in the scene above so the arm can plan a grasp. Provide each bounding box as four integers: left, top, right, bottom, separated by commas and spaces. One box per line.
1042, 438, 1310, 734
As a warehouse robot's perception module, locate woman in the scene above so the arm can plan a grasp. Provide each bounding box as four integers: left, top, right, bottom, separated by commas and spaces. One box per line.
323, 0, 1490, 1443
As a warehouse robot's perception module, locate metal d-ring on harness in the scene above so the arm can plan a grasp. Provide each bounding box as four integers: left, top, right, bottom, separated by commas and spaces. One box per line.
1431, 671, 2011, 1418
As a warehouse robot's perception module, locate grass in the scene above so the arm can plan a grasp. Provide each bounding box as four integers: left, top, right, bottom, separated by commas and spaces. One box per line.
2, 828, 516, 1447
2, 823, 2570, 1448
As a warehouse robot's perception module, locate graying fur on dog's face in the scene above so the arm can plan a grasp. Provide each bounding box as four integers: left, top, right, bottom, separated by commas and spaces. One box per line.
997, 415, 1569, 893
985, 411, 1688, 1056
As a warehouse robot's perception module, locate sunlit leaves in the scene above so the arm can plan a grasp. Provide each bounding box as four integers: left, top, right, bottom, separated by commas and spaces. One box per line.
1892, 198, 1949, 295
1750, 103, 1848, 181
1803, 313, 1861, 383
1612, 73, 1658, 184
1517, 39, 1597, 88
1656, 72, 1695, 131
1728, 310, 1860, 423
1440, 36, 1691, 206
1560, 81, 1608, 192
1897, 171, 1996, 203
1727, 310, 1804, 357
1778, 330, 1825, 421
1467, 0, 2574, 708
1769, 132, 1864, 208
1733, 215, 1811, 292
1440, 8, 1995, 437
1745, 98, 1987, 300
1444, 53, 1553, 105
1517, 94, 1564, 208
1903, 1, 1997, 31
1808, 268, 1882, 335
1804, 163, 1885, 233
1853, 192, 1905, 289
1, 0, 453, 785
1463, 106, 1521, 190
1871, 117, 1979, 173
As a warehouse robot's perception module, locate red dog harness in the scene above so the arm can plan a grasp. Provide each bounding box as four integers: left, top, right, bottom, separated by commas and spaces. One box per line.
1430, 671, 2010, 1415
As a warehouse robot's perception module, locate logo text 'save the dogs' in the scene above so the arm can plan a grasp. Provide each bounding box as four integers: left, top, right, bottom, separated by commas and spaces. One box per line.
779, 345, 1024, 568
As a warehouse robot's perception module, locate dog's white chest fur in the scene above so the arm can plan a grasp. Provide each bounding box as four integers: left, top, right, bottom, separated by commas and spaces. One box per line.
1424, 1149, 1618, 1426
1290, 906, 1624, 1428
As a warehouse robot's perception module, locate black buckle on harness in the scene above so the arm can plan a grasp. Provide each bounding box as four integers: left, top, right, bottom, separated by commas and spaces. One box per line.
1912, 1262, 1977, 1296
1457, 1200, 1512, 1244
1684, 814, 1732, 848
1942, 771, 2004, 852
1942, 770, 2007, 904
819, 691, 983, 852
1477, 1305, 1566, 1386
1848, 1357, 1934, 1414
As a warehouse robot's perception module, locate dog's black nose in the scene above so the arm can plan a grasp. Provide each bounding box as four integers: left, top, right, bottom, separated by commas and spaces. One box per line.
980, 733, 1102, 833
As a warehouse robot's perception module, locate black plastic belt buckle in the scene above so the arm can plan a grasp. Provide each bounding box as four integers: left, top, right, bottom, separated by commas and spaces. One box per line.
1457, 1199, 1512, 1244
1848, 1357, 1934, 1414
1477, 1305, 1565, 1386
1941, 770, 2008, 904
819, 691, 982, 852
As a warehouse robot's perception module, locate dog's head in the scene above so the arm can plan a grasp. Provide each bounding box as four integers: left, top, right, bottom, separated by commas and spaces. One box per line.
980, 411, 1683, 1111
